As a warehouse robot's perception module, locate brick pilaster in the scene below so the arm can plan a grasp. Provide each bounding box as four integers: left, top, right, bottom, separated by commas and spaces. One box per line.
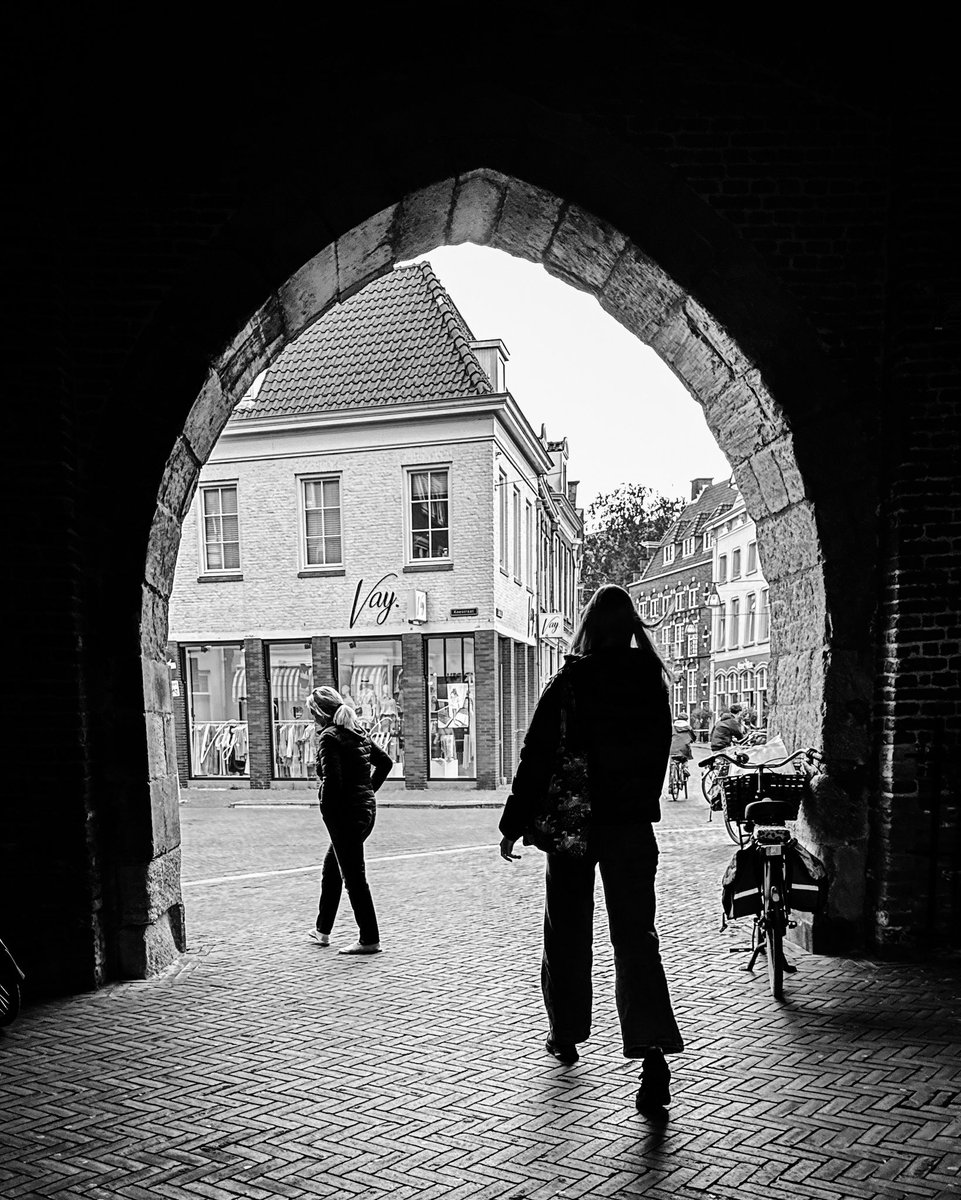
499, 637, 515, 783
401, 633, 427, 788
244, 638, 271, 789
311, 636, 333, 688
512, 639, 528, 769
474, 630, 498, 789
167, 642, 190, 787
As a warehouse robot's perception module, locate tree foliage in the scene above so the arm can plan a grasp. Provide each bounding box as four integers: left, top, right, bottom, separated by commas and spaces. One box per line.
580, 483, 684, 597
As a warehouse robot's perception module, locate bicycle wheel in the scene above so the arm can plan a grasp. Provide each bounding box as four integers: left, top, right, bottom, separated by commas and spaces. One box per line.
722, 806, 743, 846
668, 761, 679, 801
763, 858, 785, 1000
701, 764, 720, 808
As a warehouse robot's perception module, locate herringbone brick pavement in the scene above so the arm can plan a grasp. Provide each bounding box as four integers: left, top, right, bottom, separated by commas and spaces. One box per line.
1, 798, 959, 1200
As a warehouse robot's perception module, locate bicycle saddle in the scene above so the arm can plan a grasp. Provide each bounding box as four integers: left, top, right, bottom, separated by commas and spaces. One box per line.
744, 798, 795, 824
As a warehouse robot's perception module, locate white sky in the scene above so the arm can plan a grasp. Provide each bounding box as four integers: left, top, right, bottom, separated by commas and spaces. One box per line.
412, 244, 731, 514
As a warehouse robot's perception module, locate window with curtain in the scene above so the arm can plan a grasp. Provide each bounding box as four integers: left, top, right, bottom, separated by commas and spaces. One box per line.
717, 608, 726, 650
729, 597, 740, 648
202, 484, 240, 571
512, 487, 521, 580
746, 592, 757, 642
303, 477, 342, 565
747, 540, 758, 573
759, 588, 770, 640
732, 548, 742, 579
498, 471, 508, 572
410, 468, 450, 560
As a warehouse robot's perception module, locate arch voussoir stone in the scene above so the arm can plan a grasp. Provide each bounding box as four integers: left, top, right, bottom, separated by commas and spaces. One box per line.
449, 169, 509, 246
543, 204, 627, 295
490, 177, 564, 263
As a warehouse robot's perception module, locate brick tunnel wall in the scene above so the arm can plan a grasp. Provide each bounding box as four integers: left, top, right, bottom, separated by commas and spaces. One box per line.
4, 19, 959, 994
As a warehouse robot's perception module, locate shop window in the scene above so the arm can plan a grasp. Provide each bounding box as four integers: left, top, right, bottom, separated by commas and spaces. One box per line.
334, 638, 405, 778
409, 468, 450, 561
185, 643, 248, 777
268, 642, 314, 779
201, 484, 240, 572
303, 477, 342, 566
427, 635, 476, 779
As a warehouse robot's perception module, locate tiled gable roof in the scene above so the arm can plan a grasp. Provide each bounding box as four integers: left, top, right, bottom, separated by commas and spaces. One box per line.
638, 477, 738, 582
232, 262, 493, 420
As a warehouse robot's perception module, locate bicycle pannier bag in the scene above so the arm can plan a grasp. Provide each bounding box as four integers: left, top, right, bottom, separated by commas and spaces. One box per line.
721, 847, 763, 920
785, 841, 828, 913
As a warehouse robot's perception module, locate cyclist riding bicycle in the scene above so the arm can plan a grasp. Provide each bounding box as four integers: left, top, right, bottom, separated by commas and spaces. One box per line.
669, 713, 695, 780
709, 703, 745, 750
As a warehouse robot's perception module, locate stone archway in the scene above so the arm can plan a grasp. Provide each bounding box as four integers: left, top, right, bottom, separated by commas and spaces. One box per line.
137, 168, 866, 981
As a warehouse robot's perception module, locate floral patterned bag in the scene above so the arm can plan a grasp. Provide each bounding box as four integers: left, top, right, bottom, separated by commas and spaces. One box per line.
526, 674, 592, 857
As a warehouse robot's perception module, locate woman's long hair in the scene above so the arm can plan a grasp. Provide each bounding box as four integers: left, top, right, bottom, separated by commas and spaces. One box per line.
570, 583, 672, 681
306, 685, 364, 733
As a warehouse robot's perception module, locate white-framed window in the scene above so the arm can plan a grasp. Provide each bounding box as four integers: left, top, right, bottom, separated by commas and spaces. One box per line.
745, 592, 757, 643
747, 540, 758, 574
498, 470, 508, 572
731, 548, 742, 579
639, 599, 649, 618
688, 587, 698, 610
201, 483, 240, 572
524, 500, 533, 586
759, 588, 770, 641
673, 677, 685, 715
729, 597, 740, 648
702, 531, 713, 551
651, 597, 661, 618
717, 607, 726, 650
302, 476, 343, 566
686, 629, 697, 657
409, 467, 450, 560
512, 487, 521, 581
718, 554, 728, 583
682, 536, 696, 557
663, 544, 676, 564
687, 667, 697, 707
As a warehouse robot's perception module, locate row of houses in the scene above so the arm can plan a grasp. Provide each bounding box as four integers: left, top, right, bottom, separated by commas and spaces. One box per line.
628, 477, 771, 731
167, 263, 584, 790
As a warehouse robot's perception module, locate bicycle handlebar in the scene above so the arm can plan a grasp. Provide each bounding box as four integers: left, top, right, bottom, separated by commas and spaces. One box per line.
699, 746, 824, 772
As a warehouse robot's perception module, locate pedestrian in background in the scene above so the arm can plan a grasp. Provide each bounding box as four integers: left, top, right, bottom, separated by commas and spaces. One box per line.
669, 712, 695, 796
709, 704, 745, 750
306, 685, 393, 955
498, 584, 684, 1111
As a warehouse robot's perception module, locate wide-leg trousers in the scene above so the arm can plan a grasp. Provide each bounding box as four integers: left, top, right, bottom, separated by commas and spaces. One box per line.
541, 822, 684, 1056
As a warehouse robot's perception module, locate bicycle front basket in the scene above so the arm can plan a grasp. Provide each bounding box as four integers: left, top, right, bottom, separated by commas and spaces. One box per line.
721, 772, 808, 821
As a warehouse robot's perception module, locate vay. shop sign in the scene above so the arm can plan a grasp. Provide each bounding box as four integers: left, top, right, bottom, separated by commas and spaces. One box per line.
349, 573, 401, 627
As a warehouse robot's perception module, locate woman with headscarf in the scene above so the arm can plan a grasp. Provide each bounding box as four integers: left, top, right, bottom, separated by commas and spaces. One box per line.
306, 685, 393, 955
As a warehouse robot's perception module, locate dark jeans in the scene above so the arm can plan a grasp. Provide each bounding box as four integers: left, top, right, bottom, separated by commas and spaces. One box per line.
542, 823, 684, 1057
317, 800, 379, 944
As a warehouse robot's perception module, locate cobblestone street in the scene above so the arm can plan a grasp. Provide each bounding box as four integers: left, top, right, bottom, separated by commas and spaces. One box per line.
2, 787, 960, 1199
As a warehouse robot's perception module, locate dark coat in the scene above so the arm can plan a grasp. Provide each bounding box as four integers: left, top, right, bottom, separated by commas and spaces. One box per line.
709, 713, 744, 750
498, 646, 671, 841
315, 725, 393, 810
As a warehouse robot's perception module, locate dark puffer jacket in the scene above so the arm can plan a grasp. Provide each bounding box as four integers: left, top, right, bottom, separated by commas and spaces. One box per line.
499, 646, 671, 841
316, 725, 393, 811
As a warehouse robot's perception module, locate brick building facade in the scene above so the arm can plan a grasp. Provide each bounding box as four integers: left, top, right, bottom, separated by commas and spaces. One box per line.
7, 17, 960, 994
167, 264, 580, 790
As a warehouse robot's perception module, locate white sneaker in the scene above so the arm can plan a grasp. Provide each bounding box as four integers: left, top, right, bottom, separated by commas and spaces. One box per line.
337, 941, 382, 955
308, 930, 330, 946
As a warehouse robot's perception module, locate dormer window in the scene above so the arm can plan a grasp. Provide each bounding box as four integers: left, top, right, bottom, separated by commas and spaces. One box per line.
663, 544, 676, 564
682, 536, 696, 557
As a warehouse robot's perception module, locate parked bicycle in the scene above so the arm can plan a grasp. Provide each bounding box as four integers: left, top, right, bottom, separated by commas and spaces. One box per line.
714, 746, 827, 999
0, 936, 24, 1028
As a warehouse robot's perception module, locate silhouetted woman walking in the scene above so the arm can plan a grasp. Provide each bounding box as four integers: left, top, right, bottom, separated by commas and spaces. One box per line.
307, 685, 393, 955
499, 584, 683, 1110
